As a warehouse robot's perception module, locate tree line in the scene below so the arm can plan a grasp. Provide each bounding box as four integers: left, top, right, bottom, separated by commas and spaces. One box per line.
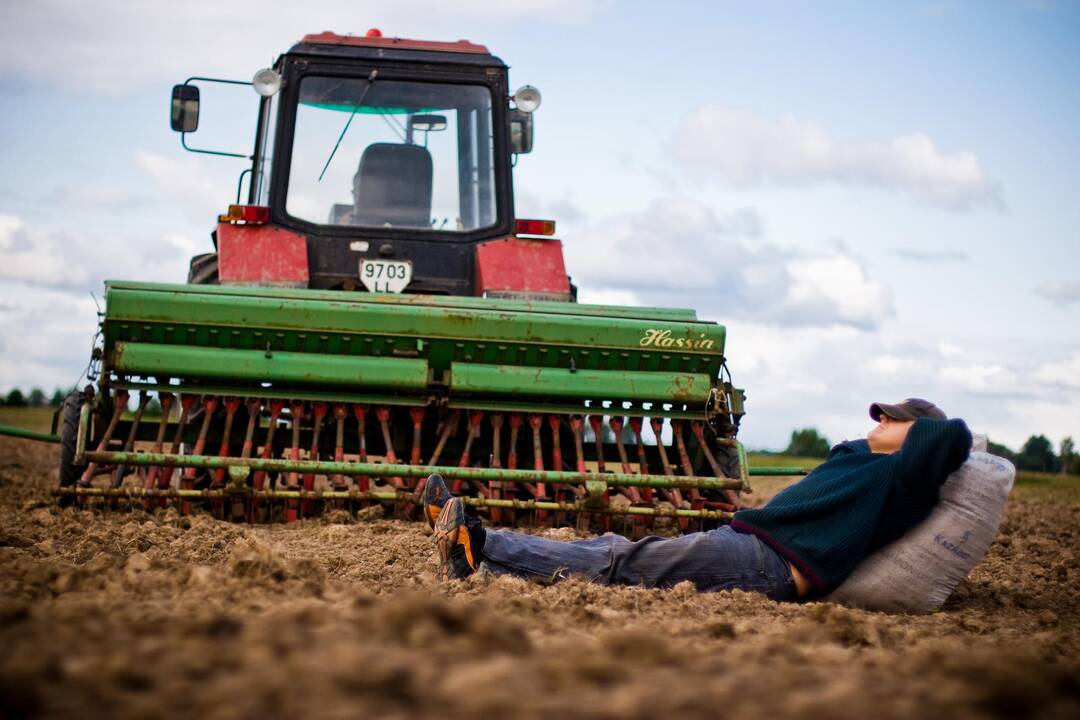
781, 427, 1078, 476
1, 388, 67, 408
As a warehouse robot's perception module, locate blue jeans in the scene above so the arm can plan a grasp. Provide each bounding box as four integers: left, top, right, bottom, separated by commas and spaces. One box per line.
481, 525, 798, 601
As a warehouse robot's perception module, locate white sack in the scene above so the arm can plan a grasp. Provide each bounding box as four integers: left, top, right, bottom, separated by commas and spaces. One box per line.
827, 451, 1014, 613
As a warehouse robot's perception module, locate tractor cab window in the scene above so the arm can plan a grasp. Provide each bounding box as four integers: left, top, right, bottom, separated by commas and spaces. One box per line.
286, 75, 496, 233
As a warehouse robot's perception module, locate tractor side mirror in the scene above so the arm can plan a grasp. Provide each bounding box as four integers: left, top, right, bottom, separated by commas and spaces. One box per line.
509, 109, 533, 154
170, 84, 200, 133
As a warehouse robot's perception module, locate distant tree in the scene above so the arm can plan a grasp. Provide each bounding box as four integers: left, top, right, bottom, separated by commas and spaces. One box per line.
987, 441, 1016, 463
1060, 437, 1075, 476
27, 388, 46, 407
1016, 435, 1059, 473
5, 389, 27, 407
49, 389, 66, 407
785, 428, 831, 458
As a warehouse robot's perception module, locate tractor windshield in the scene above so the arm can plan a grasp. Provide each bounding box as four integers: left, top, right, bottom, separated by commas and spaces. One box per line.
286, 75, 496, 233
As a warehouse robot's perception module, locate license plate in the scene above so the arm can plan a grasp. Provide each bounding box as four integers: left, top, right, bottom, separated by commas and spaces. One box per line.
359, 259, 412, 293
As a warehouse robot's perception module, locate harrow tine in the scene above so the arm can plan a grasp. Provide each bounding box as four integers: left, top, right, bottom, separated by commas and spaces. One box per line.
489, 414, 504, 523
79, 388, 129, 494
457, 410, 483, 467
352, 405, 369, 493
252, 399, 283, 490
507, 414, 522, 470
453, 411, 484, 495
588, 415, 606, 474
672, 420, 704, 530
651, 417, 687, 530
408, 407, 426, 467
527, 414, 547, 523
375, 406, 404, 493
182, 396, 219, 515
302, 402, 328, 514
426, 409, 457, 468
331, 404, 347, 490
691, 420, 740, 509
163, 395, 196, 507
143, 392, 174, 509
231, 397, 262, 521
612, 415, 647, 538
628, 417, 654, 501
285, 400, 305, 523
568, 415, 587, 474
547, 415, 563, 471
112, 391, 151, 498
609, 416, 642, 501
570, 414, 606, 532
609, 417, 634, 475
212, 397, 241, 487
376, 407, 398, 465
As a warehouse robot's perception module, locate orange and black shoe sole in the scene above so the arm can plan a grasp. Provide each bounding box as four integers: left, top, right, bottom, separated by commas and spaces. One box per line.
432, 498, 477, 581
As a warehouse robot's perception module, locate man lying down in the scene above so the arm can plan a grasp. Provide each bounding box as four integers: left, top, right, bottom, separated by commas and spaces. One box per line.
421, 398, 972, 602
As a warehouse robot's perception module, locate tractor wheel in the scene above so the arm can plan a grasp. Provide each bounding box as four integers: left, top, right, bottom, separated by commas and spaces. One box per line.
57, 390, 86, 506
187, 253, 219, 285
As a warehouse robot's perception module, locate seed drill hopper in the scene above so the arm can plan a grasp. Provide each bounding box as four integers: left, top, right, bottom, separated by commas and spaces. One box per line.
54, 30, 759, 532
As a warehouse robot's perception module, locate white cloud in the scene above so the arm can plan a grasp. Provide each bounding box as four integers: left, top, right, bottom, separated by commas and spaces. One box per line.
867, 354, 923, 376
0, 0, 611, 93
565, 196, 892, 330
0, 281, 99, 394
671, 106, 1003, 212
0, 212, 194, 293
892, 247, 969, 262
132, 150, 226, 222
0, 213, 87, 287
1034, 351, 1080, 390
575, 287, 640, 306
939, 362, 1018, 392
938, 341, 963, 357
1036, 280, 1080, 305
782, 254, 892, 329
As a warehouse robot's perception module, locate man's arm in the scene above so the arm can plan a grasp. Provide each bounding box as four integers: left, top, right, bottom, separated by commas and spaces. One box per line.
893, 417, 972, 502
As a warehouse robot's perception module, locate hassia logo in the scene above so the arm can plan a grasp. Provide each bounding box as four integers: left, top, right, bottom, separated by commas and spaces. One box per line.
639, 329, 716, 350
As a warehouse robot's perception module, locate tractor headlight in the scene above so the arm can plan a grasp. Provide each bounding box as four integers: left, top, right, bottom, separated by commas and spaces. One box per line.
513, 85, 542, 113
252, 68, 282, 97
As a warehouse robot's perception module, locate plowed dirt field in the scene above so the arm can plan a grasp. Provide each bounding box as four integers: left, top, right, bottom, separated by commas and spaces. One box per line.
1, 434, 1077, 719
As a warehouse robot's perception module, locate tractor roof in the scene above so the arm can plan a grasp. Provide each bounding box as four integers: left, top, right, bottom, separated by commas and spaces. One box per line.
302, 31, 489, 54
289, 30, 505, 68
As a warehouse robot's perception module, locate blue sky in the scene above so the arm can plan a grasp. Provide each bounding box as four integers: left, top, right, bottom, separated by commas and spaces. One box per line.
1, 0, 1077, 451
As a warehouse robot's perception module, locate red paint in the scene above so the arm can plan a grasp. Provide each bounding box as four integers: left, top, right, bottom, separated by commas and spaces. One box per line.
302, 31, 488, 54
217, 223, 309, 287
475, 236, 571, 298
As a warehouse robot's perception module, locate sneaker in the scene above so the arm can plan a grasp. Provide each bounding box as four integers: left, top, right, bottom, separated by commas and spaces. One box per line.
432, 497, 485, 581
421, 472, 452, 529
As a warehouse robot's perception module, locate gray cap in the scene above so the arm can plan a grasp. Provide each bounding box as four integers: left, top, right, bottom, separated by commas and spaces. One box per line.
869, 398, 947, 422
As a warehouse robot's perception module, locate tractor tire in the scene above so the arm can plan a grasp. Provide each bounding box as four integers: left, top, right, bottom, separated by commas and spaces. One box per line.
187, 253, 220, 285
58, 390, 86, 506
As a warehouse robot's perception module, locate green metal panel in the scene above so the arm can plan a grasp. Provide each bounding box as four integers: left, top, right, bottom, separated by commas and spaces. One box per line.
104, 284, 725, 357
450, 363, 713, 403
111, 342, 429, 389
105, 280, 701, 322
102, 282, 727, 381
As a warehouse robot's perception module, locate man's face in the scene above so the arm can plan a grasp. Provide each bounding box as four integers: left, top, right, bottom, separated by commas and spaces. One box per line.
867, 414, 915, 454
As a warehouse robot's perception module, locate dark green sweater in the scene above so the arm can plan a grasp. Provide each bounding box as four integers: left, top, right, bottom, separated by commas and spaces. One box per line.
731, 417, 971, 595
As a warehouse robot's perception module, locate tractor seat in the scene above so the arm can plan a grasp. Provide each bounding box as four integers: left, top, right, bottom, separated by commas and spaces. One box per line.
351, 142, 433, 228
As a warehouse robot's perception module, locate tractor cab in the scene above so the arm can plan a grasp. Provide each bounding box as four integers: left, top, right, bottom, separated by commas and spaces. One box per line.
171, 30, 568, 299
